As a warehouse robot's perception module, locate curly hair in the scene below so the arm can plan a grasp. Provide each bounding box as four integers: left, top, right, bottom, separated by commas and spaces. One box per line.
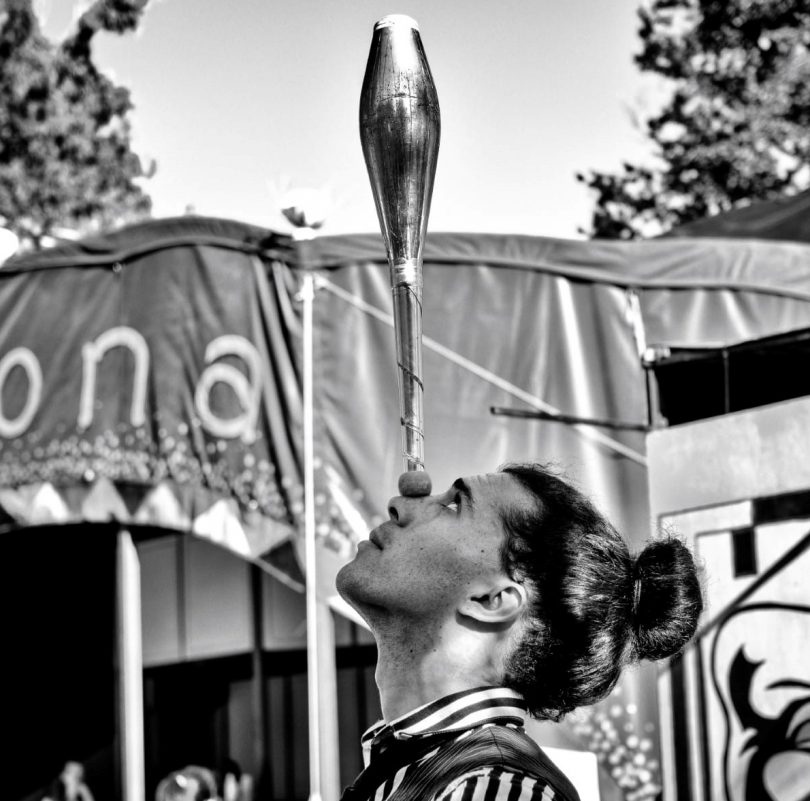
498, 463, 702, 720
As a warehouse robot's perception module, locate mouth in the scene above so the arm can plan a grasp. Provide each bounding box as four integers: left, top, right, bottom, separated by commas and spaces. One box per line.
368, 530, 384, 549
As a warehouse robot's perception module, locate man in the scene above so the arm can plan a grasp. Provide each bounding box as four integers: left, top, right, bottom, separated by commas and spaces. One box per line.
337, 463, 702, 801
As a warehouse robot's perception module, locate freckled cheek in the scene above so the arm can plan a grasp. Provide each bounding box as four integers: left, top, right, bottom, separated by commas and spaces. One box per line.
415, 548, 486, 585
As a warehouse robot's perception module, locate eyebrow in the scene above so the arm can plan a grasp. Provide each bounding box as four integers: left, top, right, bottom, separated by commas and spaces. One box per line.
453, 478, 474, 509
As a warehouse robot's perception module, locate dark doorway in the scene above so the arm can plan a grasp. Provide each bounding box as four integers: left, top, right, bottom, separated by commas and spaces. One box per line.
1, 524, 117, 801
143, 655, 251, 797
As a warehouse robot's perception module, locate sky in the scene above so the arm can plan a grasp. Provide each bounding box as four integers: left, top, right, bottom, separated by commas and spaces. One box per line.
36, 0, 661, 240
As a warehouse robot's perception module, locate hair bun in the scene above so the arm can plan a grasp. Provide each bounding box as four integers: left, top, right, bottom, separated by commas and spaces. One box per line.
631, 538, 702, 661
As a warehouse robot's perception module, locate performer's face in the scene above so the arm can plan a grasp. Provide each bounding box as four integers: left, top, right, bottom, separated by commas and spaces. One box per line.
336, 472, 532, 624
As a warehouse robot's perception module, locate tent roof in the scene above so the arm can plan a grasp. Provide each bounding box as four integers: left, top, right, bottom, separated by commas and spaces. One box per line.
666, 188, 810, 244
6, 215, 810, 302
2, 216, 290, 271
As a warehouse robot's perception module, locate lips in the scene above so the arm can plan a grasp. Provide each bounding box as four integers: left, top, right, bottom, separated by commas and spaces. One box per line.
369, 530, 384, 549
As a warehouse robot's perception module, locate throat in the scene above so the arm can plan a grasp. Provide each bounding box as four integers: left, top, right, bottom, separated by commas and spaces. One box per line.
373, 624, 502, 722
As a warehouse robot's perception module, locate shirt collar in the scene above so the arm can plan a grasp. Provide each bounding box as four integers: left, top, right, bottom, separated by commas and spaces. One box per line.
361, 686, 527, 766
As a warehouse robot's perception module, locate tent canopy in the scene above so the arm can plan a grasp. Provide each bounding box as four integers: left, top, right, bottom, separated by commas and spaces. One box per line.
3, 215, 810, 577
666, 187, 810, 243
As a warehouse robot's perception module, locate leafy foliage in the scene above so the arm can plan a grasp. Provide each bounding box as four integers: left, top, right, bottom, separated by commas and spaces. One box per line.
578, 0, 810, 239
0, 0, 153, 248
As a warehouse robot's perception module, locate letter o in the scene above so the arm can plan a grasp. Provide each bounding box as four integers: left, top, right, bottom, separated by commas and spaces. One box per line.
0, 347, 43, 438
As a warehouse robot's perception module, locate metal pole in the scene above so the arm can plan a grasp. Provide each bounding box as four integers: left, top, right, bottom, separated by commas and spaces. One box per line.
250, 564, 270, 793
116, 528, 145, 801
302, 272, 323, 801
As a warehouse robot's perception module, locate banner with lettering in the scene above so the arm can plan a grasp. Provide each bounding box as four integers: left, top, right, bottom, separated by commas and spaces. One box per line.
0, 218, 364, 592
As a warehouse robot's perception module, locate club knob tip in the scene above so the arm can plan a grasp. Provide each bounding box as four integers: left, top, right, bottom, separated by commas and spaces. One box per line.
398, 470, 432, 497
375, 14, 419, 32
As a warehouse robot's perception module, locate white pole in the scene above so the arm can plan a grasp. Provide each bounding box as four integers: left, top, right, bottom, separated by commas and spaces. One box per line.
302, 272, 324, 801
116, 528, 145, 801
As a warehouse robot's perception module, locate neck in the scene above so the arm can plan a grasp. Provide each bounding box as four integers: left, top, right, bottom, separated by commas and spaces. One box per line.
371, 616, 506, 722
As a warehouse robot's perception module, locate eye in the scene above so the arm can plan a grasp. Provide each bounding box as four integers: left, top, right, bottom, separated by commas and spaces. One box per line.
442, 492, 461, 513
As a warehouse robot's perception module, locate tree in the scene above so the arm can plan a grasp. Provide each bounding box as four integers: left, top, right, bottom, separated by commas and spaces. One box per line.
578, 0, 810, 239
0, 0, 154, 249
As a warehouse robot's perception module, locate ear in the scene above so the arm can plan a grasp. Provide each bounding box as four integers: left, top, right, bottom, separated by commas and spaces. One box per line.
459, 580, 527, 625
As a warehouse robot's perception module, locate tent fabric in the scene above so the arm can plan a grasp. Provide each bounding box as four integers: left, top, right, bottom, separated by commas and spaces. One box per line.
304, 229, 810, 298
18, 218, 810, 294
1, 215, 290, 268
0, 225, 314, 586
301, 228, 810, 604
4, 216, 810, 801
666, 188, 810, 243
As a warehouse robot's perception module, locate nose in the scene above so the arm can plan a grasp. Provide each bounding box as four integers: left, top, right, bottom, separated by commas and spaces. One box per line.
389, 492, 435, 526
387, 494, 411, 526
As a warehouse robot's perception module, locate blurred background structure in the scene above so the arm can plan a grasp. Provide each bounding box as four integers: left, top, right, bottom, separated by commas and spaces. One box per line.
3, 2, 810, 801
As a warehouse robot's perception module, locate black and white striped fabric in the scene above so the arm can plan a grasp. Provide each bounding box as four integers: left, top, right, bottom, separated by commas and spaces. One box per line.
347, 686, 575, 801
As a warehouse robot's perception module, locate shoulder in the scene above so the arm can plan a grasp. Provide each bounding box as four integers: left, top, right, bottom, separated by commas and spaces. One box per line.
402, 725, 579, 801
430, 767, 559, 801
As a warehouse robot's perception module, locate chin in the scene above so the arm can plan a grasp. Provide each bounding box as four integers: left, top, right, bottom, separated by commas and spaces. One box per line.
336, 562, 384, 624
335, 560, 355, 600
336, 560, 367, 608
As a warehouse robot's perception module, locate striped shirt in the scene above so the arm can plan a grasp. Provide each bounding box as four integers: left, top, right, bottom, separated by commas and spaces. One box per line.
356, 686, 571, 801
